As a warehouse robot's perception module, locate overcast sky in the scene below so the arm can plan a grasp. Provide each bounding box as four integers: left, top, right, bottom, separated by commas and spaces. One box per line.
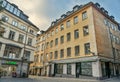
9, 0, 120, 30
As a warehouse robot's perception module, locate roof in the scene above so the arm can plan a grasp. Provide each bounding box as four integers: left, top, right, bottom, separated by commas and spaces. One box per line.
44, 2, 119, 33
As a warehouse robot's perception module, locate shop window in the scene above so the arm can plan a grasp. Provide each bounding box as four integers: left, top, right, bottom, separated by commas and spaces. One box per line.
56, 64, 63, 74
81, 62, 92, 75
67, 64, 72, 74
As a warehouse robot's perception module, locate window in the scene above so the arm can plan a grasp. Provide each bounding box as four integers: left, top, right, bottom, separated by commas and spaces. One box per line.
0, 43, 2, 50
54, 51, 58, 59
56, 64, 63, 74
66, 20, 70, 27
46, 53, 49, 60
46, 42, 49, 48
20, 25, 27, 31
60, 24, 64, 30
29, 29, 34, 34
41, 44, 44, 51
60, 49, 64, 58
12, 21, 18, 27
8, 30, 15, 40
51, 30, 54, 36
67, 47, 71, 57
74, 16, 78, 24
50, 40, 53, 48
83, 26, 89, 36
74, 29, 79, 39
55, 28, 58, 33
3, 45, 21, 58
2, 15, 9, 22
60, 36, 64, 44
6, 3, 11, 10
24, 50, 31, 61
40, 54, 43, 62
67, 64, 71, 74
0, 28, 5, 37
18, 34, 24, 43
13, 8, 18, 15
9, 5, 14, 12
50, 52, 53, 59
55, 38, 58, 46
27, 38, 32, 46
84, 43, 90, 54
81, 62, 92, 75
67, 32, 71, 41
82, 11, 87, 20
2, 1, 7, 7
104, 19, 108, 26
75, 45, 80, 56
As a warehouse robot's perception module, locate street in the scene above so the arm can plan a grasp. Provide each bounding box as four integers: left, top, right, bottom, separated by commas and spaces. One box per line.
0, 76, 120, 82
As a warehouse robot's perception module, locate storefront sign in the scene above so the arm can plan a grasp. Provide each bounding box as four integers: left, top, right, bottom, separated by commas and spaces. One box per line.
1, 60, 17, 65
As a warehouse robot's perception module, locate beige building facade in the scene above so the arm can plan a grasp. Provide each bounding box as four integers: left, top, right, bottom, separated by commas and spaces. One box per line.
30, 2, 120, 79
0, 0, 39, 77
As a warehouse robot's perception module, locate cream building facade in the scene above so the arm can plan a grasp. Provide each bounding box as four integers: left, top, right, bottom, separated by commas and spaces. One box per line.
30, 2, 120, 79
0, 0, 39, 77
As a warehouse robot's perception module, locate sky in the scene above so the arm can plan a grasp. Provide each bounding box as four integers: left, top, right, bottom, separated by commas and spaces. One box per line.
8, 0, 120, 31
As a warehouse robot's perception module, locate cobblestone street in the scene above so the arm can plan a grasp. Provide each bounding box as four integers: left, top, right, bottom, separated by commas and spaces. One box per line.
0, 76, 120, 82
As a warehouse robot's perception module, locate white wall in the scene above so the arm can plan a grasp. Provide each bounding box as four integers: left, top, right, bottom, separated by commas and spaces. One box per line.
71, 63, 76, 75
92, 61, 102, 77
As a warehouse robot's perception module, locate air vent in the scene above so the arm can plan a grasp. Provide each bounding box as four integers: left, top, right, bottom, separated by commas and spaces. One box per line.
95, 3, 100, 8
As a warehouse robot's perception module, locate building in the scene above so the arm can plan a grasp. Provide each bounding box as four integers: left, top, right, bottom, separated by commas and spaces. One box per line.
0, 0, 39, 77
30, 2, 120, 79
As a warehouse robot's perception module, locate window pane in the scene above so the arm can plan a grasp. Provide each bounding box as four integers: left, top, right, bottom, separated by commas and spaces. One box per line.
83, 26, 89, 36
67, 47, 71, 57
74, 16, 78, 24
74, 29, 79, 39
82, 11, 87, 20
84, 43, 90, 54
75, 45, 80, 56
67, 33, 71, 41
81, 62, 92, 75
66, 20, 70, 27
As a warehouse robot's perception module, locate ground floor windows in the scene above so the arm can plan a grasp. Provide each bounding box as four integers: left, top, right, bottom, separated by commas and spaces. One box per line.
67, 64, 71, 75
56, 64, 63, 74
81, 62, 92, 76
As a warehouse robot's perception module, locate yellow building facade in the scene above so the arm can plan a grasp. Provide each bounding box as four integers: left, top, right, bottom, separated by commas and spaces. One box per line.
30, 2, 120, 79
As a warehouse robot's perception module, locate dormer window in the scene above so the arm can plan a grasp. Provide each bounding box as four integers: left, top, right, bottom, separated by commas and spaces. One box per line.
61, 14, 66, 19
73, 5, 79, 12
6, 3, 10, 10
2, 1, 7, 7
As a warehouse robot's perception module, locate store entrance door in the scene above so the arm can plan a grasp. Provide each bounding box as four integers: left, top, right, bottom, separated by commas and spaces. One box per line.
105, 62, 111, 78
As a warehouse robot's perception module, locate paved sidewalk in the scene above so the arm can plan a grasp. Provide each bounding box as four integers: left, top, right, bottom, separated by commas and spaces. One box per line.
29, 75, 120, 82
